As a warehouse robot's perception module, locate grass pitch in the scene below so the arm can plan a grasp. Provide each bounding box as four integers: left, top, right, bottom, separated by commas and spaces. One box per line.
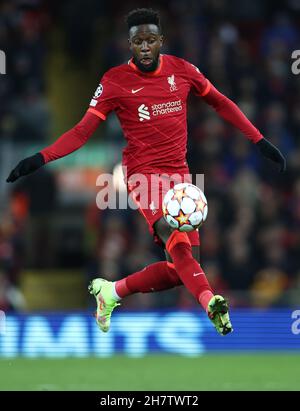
0, 354, 299, 391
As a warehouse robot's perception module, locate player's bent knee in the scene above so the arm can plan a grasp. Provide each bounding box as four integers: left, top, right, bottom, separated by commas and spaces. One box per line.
155, 217, 193, 255
165, 230, 191, 254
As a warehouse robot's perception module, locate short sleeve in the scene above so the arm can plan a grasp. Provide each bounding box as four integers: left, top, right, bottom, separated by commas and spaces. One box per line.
184, 60, 211, 97
87, 71, 118, 120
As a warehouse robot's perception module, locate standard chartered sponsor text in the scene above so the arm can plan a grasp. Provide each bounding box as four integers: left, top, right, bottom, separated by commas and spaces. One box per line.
152, 100, 182, 116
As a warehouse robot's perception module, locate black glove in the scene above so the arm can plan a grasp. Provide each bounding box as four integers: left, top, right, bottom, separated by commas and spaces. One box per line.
6, 153, 45, 183
256, 138, 286, 173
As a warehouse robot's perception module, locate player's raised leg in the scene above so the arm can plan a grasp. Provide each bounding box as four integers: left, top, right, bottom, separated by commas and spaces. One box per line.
154, 217, 233, 336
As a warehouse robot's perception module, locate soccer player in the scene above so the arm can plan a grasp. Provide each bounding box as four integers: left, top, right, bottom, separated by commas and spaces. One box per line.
7, 8, 286, 336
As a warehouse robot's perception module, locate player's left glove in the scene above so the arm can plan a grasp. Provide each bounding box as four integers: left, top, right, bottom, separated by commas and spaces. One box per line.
256, 138, 286, 173
6, 153, 45, 183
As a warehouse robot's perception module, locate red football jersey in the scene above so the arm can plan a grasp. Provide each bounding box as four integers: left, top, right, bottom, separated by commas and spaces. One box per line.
87, 54, 211, 179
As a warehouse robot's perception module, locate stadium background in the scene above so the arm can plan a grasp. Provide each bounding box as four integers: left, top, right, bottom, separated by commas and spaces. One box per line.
0, 0, 300, 391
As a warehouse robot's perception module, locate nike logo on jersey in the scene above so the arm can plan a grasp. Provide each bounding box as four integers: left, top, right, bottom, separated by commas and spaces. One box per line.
193, 272, 204, 277
132, 87, 144, 94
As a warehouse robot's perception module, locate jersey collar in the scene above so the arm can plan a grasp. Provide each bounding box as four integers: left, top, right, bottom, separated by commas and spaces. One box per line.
128, 55, 163, 76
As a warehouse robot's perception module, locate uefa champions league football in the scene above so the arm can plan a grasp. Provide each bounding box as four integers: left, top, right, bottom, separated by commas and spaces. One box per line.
162, 183, 208, 232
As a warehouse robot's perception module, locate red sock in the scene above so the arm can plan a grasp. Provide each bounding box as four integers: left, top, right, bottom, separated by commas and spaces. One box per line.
115, 261, 182, 298
166, 230, 214, 311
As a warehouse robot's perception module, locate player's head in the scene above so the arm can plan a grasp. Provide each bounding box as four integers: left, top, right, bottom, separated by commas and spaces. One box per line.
126, 8, 163, 73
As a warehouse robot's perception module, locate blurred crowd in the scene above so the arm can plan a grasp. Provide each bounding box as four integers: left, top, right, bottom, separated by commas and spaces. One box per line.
0, 0, 300, 311
0, 0, 53, 310
0, 0, 51, 142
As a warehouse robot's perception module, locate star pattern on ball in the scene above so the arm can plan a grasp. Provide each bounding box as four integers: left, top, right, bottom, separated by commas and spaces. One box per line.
177, 210, 190, 226
195, 197, 206, 212
173, 189, 187, 203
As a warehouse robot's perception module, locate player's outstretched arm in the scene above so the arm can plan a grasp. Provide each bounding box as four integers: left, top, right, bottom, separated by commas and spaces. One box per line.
202, 84, 286, 172
6, 111, 103, 183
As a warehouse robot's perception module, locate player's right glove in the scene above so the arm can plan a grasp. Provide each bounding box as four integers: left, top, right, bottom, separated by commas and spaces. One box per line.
256, 138, 286, 173
6, 152, 45, 183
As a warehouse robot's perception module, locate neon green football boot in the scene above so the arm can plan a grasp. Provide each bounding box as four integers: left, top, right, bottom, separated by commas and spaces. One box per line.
207, 295, 233, 336
88, 278, 120, 332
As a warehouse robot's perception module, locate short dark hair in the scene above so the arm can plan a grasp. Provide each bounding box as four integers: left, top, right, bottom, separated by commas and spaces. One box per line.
125, 8, 161, 32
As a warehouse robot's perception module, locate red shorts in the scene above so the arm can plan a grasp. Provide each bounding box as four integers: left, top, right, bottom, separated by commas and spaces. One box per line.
127, 173, 200, 247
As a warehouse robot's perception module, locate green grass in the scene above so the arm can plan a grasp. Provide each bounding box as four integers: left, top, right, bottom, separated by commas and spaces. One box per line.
0, 354, 299, 391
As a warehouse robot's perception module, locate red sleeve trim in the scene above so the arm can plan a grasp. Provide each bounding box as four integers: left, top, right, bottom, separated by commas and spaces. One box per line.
40, 151, 47, 163
254, 135, 264, 144
87, 108, 106, 120
200, 80, 211, 96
